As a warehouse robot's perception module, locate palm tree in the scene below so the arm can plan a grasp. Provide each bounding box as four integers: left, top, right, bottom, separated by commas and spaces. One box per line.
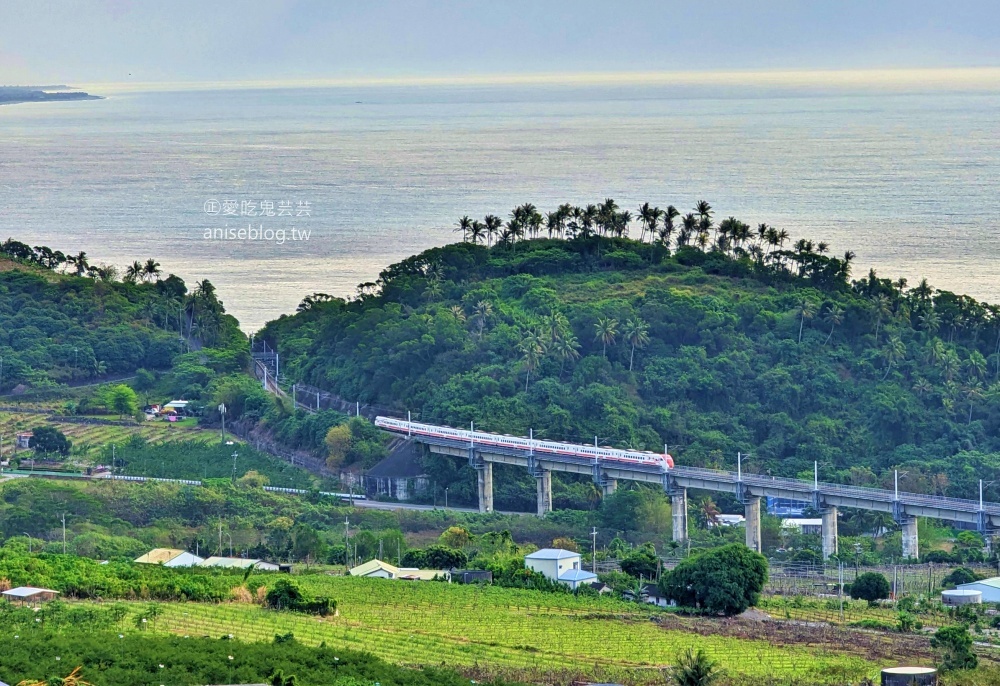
449, 305, 466, 322
622, 317, 650, 371
672, 648, 723, 686
964, 382, 985, 424
966, 351, 988, 383
594, 317, 618, 358
518, 331, 547, 391
142, 258, 161, 282
822, 304, 844, 345
455, 216, 473, 242
796, 299, 815, 343
483, 214, 502, 246
871, 294, 892, 343
472, 300, 493, 338
881, 335, 906, 380
550, 334, 581, 377
469, 220, 485, 245
124, 261, 143, 283
543, 311, 570, 342
658, 205, 679, 249
68, 251, 89, 276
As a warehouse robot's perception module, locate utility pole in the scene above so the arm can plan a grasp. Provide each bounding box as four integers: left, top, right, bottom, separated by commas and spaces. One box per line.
218, 403, 227, 442
62, 513, 67, 554
344, 516, 350, 567
591, 527, 598, 574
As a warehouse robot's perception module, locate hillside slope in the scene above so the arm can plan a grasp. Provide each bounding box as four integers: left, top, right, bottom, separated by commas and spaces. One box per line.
261, 225, 1000, 508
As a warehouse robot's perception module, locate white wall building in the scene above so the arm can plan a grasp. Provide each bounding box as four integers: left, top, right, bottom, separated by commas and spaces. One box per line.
525, 548, 598, 588
957, 577, 1000, 603
134, 548, 204, 568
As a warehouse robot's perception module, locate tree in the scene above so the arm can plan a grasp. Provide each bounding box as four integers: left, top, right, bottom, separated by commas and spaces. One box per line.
106, 384, 138, 418
594, 317, 618, 358
931, 624, 977, 671
439, 526, 472, 549
671, 648, 723, 686
849, 572, 890, 606
623, 317, 650, 371
518, 331, 546, 391
142, 258, 162, 282
29, 426, 72, 456
324, 424, 353, 470
620, 544, 659, 579
659, 543, 767, 615
796, 299, 814, 344
822, 304, 844, 345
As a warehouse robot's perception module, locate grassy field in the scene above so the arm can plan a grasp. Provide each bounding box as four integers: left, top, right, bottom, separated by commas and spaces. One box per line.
99, 576, 885, 685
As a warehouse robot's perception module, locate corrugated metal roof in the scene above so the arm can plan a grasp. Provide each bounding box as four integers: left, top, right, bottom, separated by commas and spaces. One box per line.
350, 559, 400, 577
960, 577, 1000, 589
201, 556, 261, 569
135, 548, 185, 564
2, 586, 60, 598
558, 569, 598, 582
525, 548, 580, 560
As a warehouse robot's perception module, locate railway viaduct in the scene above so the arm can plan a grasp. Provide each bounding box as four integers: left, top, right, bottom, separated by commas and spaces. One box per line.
378, 422, 1000, 561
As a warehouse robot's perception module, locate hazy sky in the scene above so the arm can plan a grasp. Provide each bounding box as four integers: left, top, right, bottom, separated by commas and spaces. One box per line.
2, 0, 999, 85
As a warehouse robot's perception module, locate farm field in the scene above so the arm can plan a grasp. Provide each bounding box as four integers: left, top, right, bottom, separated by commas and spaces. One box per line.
104, 576, 885, 685
0, 409, 220, 459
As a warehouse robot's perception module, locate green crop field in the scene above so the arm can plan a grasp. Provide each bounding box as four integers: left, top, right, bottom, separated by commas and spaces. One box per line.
0, 410, 221, 459
99, 576, 878, 685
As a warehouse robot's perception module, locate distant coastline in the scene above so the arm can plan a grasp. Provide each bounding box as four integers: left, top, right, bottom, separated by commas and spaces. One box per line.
0, 86, 102, 106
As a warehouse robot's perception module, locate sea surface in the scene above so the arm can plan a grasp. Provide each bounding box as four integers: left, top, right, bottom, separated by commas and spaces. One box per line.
1, 75, 999, 330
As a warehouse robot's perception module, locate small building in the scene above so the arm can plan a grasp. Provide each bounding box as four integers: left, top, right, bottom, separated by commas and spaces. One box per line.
349, 559, 448, 581
199, 556, 280, 572
525, 548, 583, 581
2, 586, 60, 604
942, 589, 982, 606
640, 583, 670, 608
781, 518, 823, 536
958, 577, 1000, 603
453, 569, 493, 584
712, 514, 745, 527
364, 440, 430, 501
590, 582, 613, 595
15, 432, 33, 450
134, 548, 204, 568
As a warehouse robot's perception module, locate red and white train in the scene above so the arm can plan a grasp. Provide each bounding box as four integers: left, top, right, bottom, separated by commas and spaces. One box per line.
374, 416, 674, 471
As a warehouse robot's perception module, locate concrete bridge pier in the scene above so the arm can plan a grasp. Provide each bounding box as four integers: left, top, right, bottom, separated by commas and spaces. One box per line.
536, 470, 552, 516
901, 516, 919, 560
602, 478, 617, 498
671, 489, 688, 543
745, 497, 762, 553
821, 507, 838, 559
476, 462, 493, 513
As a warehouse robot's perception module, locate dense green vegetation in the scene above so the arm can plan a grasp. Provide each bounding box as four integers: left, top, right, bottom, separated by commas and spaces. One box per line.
659, 543, 768, 616
0, 239, 244, 394
0, 625, 512, 686
257, 200, 1000, 511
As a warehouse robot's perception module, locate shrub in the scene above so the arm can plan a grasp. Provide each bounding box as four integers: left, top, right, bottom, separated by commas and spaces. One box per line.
849, 572, 890, 606
671, 647, 723, 686
264, 579, 335, 616
931, 624, 978, 671
941, 567, 980, 588
659, 543, 768, 616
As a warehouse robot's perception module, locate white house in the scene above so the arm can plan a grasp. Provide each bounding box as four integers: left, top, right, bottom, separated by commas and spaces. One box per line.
958, 577, 1000, 603
134, 548, 204, 568
199, 556, 279, 572
525, 548, 598, 588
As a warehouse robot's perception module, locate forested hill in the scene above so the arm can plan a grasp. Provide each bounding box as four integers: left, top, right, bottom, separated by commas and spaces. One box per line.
261, 202, 1000, 502
0, 240, 244, 393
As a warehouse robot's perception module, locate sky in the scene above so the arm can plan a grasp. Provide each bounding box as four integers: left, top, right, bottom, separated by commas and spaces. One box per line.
1, 0, 999, 85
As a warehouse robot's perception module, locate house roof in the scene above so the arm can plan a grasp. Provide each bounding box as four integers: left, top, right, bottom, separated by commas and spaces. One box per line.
135, 548, 186, 564
200, 556, 263, 569
960, 577, 1000, 590
365, 439, 428, 479
350, 559, 400, 577
2, 586, 60, 598
641, 583, 667, 598
558, 569, 598, 582
526, 548, 580, 561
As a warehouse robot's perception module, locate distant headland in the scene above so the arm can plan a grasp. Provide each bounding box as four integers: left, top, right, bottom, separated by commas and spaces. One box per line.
0, 85, 102, 106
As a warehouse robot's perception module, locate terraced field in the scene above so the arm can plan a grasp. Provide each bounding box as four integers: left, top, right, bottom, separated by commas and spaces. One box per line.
0, 410, 220, 459
117, 576, 879, 685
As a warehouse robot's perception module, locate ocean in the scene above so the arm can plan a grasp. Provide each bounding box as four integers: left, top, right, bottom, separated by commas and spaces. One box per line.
1, 74, 998, 330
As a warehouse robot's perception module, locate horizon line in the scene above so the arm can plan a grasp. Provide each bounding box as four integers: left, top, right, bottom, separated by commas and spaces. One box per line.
74, 66, 1000, 94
